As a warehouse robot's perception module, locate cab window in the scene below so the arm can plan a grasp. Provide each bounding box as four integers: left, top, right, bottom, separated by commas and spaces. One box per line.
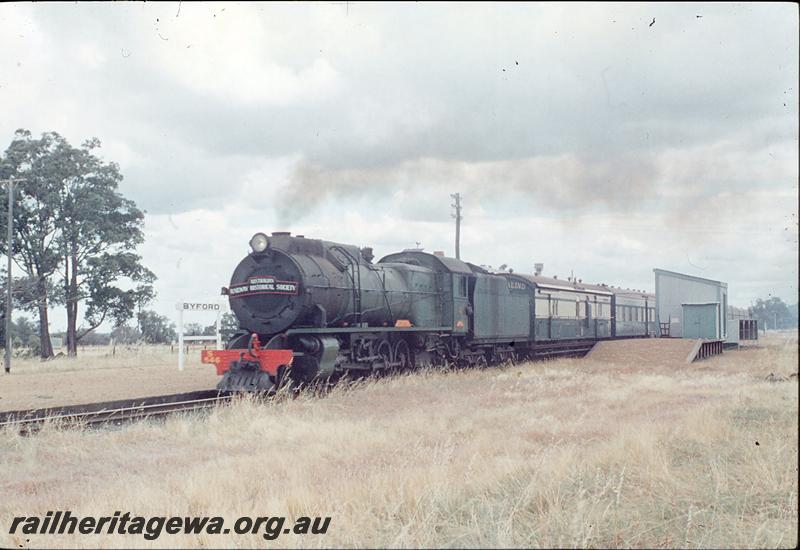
455, 275, 467, 297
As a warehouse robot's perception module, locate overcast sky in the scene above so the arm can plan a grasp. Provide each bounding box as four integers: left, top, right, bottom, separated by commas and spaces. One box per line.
1, 2, 797, 331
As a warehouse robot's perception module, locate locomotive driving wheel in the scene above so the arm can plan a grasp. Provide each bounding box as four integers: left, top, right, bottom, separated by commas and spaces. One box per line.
375, 339, 392, 370
393, 339, 411, 370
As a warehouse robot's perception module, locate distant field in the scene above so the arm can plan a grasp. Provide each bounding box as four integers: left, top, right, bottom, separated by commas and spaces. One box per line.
6, 343, 209, 375
1, 334, 797, 549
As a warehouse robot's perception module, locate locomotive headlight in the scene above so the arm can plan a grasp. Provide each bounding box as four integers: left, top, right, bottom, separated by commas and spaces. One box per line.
249, 232, 269, 253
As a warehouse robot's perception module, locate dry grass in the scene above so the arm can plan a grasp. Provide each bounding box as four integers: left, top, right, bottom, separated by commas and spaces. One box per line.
0, 334, 797, 548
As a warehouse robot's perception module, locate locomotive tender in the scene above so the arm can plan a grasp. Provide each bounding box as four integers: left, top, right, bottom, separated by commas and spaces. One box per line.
201, 232, 656, 391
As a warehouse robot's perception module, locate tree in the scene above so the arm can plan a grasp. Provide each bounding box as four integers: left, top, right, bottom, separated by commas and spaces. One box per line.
183, 322, 204, 337
0, 131, 66, 358
750, 297, 792, 330
110, 324, 141, 345
137, 309, 176, 344
220, 312, 240, 342
78, 330, 111, 346
54, 136, 154, 354
0, 311, 40, 354
74, 252, 154, 349
11, 316, 40, 352
201, 313, 239, 338
1, 129, 155, 358
0, 269, 50, 345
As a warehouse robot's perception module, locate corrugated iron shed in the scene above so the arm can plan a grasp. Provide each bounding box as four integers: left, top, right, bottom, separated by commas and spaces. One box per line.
654, 268, 728, 339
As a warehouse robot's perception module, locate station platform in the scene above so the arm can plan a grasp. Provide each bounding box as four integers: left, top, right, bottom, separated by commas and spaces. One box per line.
586, 337, 724, 366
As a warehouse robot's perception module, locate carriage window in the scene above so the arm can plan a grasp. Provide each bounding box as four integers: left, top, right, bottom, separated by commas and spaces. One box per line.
536, 296, 549, 315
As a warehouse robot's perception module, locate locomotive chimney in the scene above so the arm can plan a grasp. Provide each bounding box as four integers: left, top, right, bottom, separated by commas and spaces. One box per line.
534, 263, 543, 276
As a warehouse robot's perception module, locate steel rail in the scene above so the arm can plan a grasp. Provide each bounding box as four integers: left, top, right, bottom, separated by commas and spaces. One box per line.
0, 390, 232, 435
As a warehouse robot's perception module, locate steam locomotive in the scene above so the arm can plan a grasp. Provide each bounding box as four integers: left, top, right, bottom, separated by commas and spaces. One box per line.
201, 232, 656, 391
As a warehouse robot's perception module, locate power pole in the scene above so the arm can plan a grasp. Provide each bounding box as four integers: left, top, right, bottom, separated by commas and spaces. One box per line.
450, 192, 462, 259
2, 177, 25, 374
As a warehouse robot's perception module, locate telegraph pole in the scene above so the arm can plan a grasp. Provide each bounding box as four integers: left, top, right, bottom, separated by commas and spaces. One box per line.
450, 192, 462, 259
2, 177, 25, 374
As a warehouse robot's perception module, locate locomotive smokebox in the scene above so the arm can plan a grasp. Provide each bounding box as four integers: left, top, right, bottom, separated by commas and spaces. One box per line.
228, 248, 303, 335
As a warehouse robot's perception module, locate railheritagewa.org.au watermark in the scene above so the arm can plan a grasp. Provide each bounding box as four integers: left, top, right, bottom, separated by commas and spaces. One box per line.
9, 511, 331, 541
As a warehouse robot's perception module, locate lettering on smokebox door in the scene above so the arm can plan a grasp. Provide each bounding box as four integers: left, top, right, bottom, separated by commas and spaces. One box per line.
230, 276, 299, 298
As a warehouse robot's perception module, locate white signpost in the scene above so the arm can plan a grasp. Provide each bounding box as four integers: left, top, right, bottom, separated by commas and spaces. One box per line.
175, 301, 224, 371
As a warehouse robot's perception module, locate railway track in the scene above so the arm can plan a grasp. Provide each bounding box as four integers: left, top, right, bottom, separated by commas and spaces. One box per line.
0, 343, 597, 435
0, 390, 232, 435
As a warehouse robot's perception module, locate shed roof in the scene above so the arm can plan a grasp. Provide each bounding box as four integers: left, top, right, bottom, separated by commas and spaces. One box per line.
653, 268, 727, 288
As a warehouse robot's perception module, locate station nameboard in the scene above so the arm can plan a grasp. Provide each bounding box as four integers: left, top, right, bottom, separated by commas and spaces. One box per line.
174, 301, 225, 371
175, 302, 221, 311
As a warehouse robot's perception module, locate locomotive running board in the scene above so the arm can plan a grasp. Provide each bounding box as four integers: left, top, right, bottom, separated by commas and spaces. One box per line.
285, 326, 453, 334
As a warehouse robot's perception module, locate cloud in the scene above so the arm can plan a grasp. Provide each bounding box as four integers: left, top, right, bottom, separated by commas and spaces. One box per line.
143, 5, 346, 106
0, 1, 797, 329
